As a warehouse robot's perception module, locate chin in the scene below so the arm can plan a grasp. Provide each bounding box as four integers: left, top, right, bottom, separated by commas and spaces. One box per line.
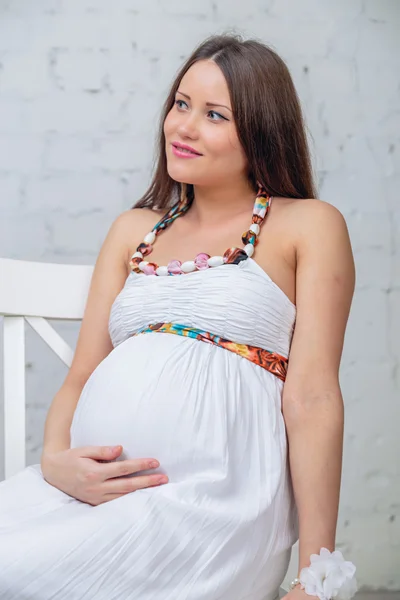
166, 164, 199, 186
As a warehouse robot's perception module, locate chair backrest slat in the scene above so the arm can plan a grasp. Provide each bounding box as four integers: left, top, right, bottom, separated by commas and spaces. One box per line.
3, 316, 26, 479
26, 317, 74, 367
0, 258, 93, 319
1, 258, 93, 479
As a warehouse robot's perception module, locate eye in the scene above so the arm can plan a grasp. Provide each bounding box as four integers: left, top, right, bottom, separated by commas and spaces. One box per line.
175, 99, 188, 110
174, 99, 228, 122
207, 110, 227, 122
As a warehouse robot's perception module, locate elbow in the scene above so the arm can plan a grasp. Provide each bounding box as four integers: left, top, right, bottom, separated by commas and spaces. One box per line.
282, 382, 344, 427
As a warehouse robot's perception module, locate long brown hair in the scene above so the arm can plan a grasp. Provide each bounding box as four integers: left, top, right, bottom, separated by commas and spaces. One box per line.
136, 33, 316, 210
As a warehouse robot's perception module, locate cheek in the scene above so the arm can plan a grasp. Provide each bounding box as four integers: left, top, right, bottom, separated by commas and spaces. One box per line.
227, 127, 245, 154
210, 130, 247, 170
229, 129, 249, 171
163, 111, 178, 138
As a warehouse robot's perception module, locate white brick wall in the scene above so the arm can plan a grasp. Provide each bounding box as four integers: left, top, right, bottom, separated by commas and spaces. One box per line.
0, 0, 399, 590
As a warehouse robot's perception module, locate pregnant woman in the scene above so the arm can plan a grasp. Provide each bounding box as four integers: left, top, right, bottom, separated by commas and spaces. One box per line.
0, 35, 357, 600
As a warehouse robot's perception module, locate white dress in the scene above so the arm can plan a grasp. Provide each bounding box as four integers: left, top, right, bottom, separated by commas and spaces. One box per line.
0, 257, 298, 600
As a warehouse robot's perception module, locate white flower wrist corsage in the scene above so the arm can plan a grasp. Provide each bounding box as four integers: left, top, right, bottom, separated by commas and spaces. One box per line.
290, 548, 357, 600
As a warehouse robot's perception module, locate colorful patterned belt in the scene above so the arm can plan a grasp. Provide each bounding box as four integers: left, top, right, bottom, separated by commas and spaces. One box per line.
132, 323, 288, 382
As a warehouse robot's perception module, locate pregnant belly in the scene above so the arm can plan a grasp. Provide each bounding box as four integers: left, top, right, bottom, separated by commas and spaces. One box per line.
70, 335, 227, 478
70, 333, 285, 484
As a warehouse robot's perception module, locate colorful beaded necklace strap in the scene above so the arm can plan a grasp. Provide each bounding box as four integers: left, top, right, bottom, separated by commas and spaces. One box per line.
132, 322, 288, 382
130, 183, 272, 276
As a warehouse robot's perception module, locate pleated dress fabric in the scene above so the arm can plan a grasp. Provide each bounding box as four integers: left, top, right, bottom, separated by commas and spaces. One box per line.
0, 257, 298, 600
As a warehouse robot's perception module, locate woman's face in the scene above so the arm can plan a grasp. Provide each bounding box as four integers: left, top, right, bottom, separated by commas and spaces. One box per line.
163, 60, 248, 188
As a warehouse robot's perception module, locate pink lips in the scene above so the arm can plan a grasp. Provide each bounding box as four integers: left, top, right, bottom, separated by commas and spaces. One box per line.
171, 142, 202, 159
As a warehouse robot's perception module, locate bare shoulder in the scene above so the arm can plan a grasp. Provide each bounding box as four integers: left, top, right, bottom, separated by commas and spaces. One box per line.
101, 206, 165, 270
281, 197, 355, 300
110, 206, 164, 247
277, 196, 347, 228
273, 197, 350, 250
292, 197, 346, 225
111, 206, 164, 236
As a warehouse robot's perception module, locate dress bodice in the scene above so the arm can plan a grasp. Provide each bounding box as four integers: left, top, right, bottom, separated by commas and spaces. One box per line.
109, 258, 296, 359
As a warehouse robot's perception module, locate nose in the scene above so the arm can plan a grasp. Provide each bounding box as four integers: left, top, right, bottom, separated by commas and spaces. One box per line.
176, 112, 200, 140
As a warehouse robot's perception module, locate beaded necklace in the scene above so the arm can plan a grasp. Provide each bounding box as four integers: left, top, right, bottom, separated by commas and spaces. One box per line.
129, 183, 272, 276
127, 184, 289, 381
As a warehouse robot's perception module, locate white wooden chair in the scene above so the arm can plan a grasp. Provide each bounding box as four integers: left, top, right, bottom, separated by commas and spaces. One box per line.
0, 258, 93, 480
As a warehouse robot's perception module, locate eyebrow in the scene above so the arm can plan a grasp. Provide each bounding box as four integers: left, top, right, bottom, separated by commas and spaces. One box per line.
176, 90, 232, 113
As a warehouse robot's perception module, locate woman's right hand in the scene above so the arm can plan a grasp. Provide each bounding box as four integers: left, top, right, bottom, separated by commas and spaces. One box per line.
41, 445, 168, 506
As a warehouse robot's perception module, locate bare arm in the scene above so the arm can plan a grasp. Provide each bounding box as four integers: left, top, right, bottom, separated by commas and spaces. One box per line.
39, 208, 170, 504
282, 200, 355, 573
42, 211, 134, 457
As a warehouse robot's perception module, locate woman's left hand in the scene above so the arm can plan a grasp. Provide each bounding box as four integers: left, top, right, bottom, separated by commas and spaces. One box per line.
281, 586, 317, 600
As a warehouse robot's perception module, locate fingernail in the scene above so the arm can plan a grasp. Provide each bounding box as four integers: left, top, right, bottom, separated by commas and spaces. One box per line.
149, 461, 159, 468
109, 446, 120, 452
158, 475, 168, 484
